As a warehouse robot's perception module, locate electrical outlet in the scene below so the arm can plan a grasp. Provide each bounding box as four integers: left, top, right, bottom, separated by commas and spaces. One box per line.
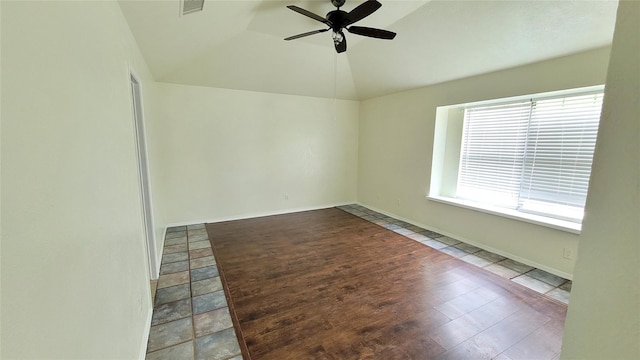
284, 194, 289, 201
563, 248, 573, 260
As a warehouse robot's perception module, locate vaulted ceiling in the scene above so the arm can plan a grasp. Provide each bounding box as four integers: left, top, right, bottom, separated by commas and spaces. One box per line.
119, 0, 618, 100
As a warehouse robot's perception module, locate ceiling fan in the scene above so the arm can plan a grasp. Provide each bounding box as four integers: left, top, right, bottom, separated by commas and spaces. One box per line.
284, 0, 397, 53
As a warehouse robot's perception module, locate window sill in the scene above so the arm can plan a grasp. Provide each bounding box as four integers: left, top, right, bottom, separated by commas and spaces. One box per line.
426, 195, 582, 234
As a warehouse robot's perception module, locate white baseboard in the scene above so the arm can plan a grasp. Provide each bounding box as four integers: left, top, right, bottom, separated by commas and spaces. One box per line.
160, 200, 572, 279
164, 202, 356, 228
356, 201, 573, 280
152, 227, 167, 280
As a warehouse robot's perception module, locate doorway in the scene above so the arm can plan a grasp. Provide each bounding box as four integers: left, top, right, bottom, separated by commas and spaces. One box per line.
130, 72, 159, 279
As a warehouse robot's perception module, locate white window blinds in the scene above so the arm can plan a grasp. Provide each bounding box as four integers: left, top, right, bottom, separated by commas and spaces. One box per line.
457, 101, 531, 208
457, 91, 603, 222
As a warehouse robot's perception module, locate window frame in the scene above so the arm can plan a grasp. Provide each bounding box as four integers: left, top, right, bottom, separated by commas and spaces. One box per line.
428, 85, 604, 233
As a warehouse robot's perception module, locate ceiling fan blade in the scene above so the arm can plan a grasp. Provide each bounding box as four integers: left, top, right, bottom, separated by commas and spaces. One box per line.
334, 31, 347, 53
284, 28, 329, 41
345, 0, 381, 25
347, 26, 396, 40
286, 5, 330, 25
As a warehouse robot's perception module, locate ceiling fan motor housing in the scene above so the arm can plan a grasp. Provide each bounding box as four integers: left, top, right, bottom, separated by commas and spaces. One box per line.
327, 10, 349, 32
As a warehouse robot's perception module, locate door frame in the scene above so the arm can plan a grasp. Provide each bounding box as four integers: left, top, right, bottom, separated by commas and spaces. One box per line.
130, 70, 159, 279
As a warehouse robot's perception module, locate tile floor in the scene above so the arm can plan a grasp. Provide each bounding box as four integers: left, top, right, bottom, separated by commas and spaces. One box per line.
145, 224, 243, 360
337, 204, 572, 304
146, 204, 571, 359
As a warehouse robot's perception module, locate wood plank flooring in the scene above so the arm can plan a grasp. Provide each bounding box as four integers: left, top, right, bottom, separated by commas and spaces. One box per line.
206, 208, 566, 360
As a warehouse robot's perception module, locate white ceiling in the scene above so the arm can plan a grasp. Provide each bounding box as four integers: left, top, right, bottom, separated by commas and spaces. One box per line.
119, 0, 618, 100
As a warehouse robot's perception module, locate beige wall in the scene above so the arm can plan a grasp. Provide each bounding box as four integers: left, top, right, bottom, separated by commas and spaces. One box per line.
151, 83, 359, 225
357, 47, 611, 278
561, 1, 639, 358
0, 1, 633, 358
1, 1, 161, 358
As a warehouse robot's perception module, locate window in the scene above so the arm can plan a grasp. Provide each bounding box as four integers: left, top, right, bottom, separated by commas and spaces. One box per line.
429, 86, 604, 231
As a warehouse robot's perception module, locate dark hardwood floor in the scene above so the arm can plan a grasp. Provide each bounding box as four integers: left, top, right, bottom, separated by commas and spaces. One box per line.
206, 208, 566, 360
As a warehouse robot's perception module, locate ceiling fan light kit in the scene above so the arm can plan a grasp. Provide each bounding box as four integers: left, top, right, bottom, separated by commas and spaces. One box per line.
285, 0, 396, 53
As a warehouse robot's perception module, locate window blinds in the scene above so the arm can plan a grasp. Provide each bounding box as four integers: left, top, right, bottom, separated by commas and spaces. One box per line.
457, 91, 603, 222
458, 101, 531, 208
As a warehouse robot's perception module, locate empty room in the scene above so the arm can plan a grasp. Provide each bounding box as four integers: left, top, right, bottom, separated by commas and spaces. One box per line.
1, 0, 638, 359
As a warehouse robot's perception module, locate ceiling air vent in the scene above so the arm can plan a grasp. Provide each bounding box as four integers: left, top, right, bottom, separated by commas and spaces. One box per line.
181, 0, 204, 15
